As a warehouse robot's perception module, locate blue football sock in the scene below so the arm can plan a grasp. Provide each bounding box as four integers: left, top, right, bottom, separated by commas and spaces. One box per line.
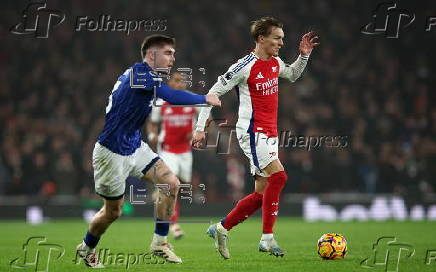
154, 218, 170, 236
83, 231, 100, 249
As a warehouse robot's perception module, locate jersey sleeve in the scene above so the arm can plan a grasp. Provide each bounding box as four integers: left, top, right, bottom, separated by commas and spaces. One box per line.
195, 58, 247, 131
150, 99, 163, 123
129, 65, 161, 91
276, 54, 310, 82
156, 83, 206, 105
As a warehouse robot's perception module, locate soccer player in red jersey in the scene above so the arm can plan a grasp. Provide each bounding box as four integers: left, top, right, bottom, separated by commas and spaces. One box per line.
148, 72, 198, 239
193, 17, 319, 258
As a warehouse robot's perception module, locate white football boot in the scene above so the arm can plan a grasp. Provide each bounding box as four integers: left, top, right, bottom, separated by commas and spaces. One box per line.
75, 241, 105, 268
206, 223, 230, 259
150, 239, 182, 263
259, 236, 285, 257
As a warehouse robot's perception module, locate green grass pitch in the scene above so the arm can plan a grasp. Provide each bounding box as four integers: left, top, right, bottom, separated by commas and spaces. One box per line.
1, 218, 435, 271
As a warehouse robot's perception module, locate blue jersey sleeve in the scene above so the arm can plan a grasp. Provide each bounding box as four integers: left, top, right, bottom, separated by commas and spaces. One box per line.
156, 84, 206, 105
130, 64, 159, 90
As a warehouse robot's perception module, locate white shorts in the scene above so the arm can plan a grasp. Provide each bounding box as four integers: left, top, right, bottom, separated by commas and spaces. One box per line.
237, 131, 278, 177
159, 150, 192, 183
92, 141, 159, 199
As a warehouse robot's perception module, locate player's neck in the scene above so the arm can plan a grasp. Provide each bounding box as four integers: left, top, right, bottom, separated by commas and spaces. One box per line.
253, 47, 273, 61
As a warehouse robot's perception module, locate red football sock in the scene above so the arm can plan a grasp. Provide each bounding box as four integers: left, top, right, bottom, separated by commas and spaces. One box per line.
170, 200, 180, 225
262, 171, 287, 234
222, 192, 263, 231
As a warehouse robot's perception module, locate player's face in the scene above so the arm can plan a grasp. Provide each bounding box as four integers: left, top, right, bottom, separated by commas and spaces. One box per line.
260, 27, 284, 57
168, 73, 188, 90
151, 44, 175, 72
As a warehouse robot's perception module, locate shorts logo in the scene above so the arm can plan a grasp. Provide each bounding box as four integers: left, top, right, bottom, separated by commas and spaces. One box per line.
269, 152, 277, 158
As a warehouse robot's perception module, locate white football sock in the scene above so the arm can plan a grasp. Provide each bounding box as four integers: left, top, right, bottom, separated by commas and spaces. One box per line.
153, 233, 167, 244
261, 233, 274, 240
216, 222, 228, 233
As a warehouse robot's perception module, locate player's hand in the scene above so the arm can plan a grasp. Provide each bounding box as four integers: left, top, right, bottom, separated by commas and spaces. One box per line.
205, 94, 221, 107
299, 31, 320, 56
192, 130, 206, 148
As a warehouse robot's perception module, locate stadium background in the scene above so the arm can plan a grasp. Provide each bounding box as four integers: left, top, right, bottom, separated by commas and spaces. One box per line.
1, 0, 435, 221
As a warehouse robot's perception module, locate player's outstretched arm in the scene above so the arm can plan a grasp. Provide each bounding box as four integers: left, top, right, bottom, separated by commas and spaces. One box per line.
279, 31, 320, 82
299, 31, 319, 56
156, 84, 221, 106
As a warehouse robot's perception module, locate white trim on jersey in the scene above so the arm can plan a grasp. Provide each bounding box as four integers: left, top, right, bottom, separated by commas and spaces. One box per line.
196, 53, 258, 131
150, 98, 164, 123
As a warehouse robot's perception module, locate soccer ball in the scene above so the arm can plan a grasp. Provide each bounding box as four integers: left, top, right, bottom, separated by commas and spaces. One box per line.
317, 233, 347, 260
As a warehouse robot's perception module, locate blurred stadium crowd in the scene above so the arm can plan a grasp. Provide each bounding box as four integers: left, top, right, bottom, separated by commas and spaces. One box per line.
1, 0, 435, 201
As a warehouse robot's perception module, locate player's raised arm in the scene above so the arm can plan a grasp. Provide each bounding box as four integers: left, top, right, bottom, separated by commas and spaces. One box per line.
277, 31, 319, 82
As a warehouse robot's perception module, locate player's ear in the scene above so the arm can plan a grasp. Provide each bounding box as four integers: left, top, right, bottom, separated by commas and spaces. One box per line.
148, 50, 155, 61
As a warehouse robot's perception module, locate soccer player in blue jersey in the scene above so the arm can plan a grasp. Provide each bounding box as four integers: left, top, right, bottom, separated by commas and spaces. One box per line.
76, 35, 220, 267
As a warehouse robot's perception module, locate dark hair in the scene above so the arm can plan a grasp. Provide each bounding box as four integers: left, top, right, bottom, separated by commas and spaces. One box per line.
250, 17, 283, 42
141, 34, 176, 59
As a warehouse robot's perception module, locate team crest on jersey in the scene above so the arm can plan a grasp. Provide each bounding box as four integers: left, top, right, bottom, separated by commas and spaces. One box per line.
272, 66, 277, 72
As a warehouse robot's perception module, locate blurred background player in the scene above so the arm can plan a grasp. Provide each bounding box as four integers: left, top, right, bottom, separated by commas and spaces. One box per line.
75, 34, 220, 267
147, 71, 198, 240
193, 17, 319, 259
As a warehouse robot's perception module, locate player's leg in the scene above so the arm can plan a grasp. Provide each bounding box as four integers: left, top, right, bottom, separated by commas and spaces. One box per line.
219, 175, 265, 231
76, 142, 128, 268
77, 197, 124, 268
169, 151, 192, 239
207, 132, 266, 259
141, 159, 182, 263
160, 151, 184, 239
206, 175, 265, 259
88, 197, 124, 237
258, 159, 287, 257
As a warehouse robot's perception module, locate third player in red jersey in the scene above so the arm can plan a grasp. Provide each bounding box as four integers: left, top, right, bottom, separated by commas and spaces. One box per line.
148, 72, 198, 239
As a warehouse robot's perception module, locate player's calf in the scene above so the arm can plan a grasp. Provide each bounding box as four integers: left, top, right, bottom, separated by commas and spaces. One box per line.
262, 171, 287, 234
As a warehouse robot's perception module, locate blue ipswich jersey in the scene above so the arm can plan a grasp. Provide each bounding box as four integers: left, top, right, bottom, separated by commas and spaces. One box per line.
97, 62, 162, 155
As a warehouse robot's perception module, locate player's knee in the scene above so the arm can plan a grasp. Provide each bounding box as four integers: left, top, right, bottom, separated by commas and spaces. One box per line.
168, 175, 180, 194
269, 171, 288, 186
